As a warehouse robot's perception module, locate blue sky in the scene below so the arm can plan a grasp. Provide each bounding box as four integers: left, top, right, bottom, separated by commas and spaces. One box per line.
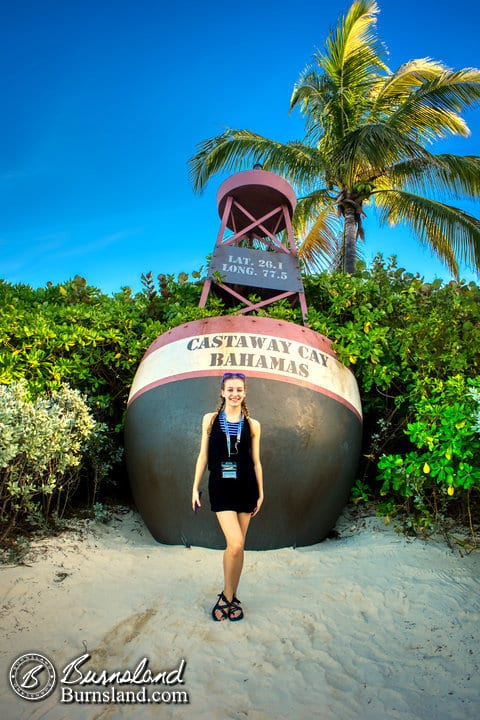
1, 0, 479, 295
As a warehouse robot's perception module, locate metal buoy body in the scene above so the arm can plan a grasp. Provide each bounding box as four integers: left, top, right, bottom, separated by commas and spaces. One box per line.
125, 315, 362, 549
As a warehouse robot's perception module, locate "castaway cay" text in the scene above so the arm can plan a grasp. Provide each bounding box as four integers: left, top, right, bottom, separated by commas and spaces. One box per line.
186, 333, 330, 379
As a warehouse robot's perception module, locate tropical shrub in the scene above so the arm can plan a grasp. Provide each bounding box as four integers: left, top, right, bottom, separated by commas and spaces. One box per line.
0, 381, 119, 540
377, 376, 480, 532
0, 272, 223, 429
0, 276, 165, 427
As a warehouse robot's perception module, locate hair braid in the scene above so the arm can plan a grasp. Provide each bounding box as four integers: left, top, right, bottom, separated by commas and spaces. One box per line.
207, 397, 225, 436
241, 399, 250, 419
241, 399, 256, 435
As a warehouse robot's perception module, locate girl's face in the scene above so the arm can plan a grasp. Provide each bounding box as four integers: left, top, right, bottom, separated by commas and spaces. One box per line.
221, 379, 246, 407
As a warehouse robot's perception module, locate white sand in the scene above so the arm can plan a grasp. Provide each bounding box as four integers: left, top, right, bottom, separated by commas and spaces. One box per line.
1, 506, 479, 720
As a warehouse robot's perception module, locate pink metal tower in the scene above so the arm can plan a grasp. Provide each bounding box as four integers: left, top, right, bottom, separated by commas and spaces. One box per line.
199, 168, 308, 324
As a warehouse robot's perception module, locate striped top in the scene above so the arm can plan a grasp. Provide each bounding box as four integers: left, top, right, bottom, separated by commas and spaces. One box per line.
219, 411, 244, 438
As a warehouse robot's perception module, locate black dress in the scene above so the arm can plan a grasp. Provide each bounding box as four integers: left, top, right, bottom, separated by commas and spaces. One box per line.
208, 414, 259, 513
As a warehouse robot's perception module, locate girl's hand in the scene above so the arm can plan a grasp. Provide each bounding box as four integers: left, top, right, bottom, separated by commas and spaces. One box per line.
192, 490, 202, 513
251, 495, 264, 517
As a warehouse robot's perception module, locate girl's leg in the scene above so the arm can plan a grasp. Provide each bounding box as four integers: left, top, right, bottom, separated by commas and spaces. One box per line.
235, 512, 252, 596
215, 511, 252, 602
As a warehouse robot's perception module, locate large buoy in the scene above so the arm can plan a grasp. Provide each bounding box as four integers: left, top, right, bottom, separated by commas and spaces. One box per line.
125, 168, 362, 549
125, 315, 362, 549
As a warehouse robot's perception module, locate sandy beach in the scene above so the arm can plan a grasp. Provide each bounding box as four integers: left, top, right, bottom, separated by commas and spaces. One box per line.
1, 506, 479, 720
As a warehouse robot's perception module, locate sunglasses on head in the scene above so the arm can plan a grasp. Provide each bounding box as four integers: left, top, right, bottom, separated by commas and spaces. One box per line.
222, 372, 246, 381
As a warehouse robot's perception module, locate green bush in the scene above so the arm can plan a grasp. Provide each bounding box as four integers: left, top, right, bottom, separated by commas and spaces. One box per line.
0, 381, 119, 540
0, 272, 223, 429
377, 376, 480, 531
0, 276, 164, 427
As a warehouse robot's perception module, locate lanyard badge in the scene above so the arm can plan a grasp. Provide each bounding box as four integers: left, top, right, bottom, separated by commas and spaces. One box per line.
219, 412, 243, 479
221, 461, 237, 479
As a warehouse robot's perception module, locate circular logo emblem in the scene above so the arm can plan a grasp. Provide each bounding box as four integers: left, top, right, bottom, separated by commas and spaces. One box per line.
9, 652, 57, 701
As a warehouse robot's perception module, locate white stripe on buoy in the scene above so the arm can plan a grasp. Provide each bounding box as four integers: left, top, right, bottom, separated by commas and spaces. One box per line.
128, 318, 362, 421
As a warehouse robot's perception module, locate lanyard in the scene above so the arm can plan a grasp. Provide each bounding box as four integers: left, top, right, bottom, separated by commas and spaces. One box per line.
219, 411, 244, 457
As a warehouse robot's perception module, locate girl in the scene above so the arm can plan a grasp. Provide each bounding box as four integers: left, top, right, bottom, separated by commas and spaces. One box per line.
192, 372, 264, 621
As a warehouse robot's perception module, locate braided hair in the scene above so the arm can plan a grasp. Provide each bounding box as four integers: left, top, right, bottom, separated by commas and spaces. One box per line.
207, 398, 225, 436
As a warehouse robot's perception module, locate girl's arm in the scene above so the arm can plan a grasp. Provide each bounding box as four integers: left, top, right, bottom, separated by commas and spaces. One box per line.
250, 418, 264, 517
191, 413, 213, 511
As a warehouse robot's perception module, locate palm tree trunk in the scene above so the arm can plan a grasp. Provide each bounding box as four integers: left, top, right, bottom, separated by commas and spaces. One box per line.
343, 204, 358, 273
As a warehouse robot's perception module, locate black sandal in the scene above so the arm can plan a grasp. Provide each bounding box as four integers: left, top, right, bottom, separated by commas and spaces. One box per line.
228, 595, 244, 621
212, 592, 230, 621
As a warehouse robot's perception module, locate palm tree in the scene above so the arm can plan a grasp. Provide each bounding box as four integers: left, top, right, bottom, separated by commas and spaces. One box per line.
189, 0, 480, 276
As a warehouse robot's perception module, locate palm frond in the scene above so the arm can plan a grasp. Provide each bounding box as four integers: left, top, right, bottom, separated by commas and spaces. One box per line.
331, 124, 435, 182
290, 66, 326, 115
292, 0, 388, 144
189, 129, 327, 193
371, 58, 451, 108
324, 0, 387, 78
420, 68, 480, 112
261, 142, 327, 189
293, 189, 337, 234
388, 154, 480, 200
379, 67, 480, 143
290, 72, 335, 144
295, 202, 342, 273
189, 130, 266, 193
376, 190, 480, 276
